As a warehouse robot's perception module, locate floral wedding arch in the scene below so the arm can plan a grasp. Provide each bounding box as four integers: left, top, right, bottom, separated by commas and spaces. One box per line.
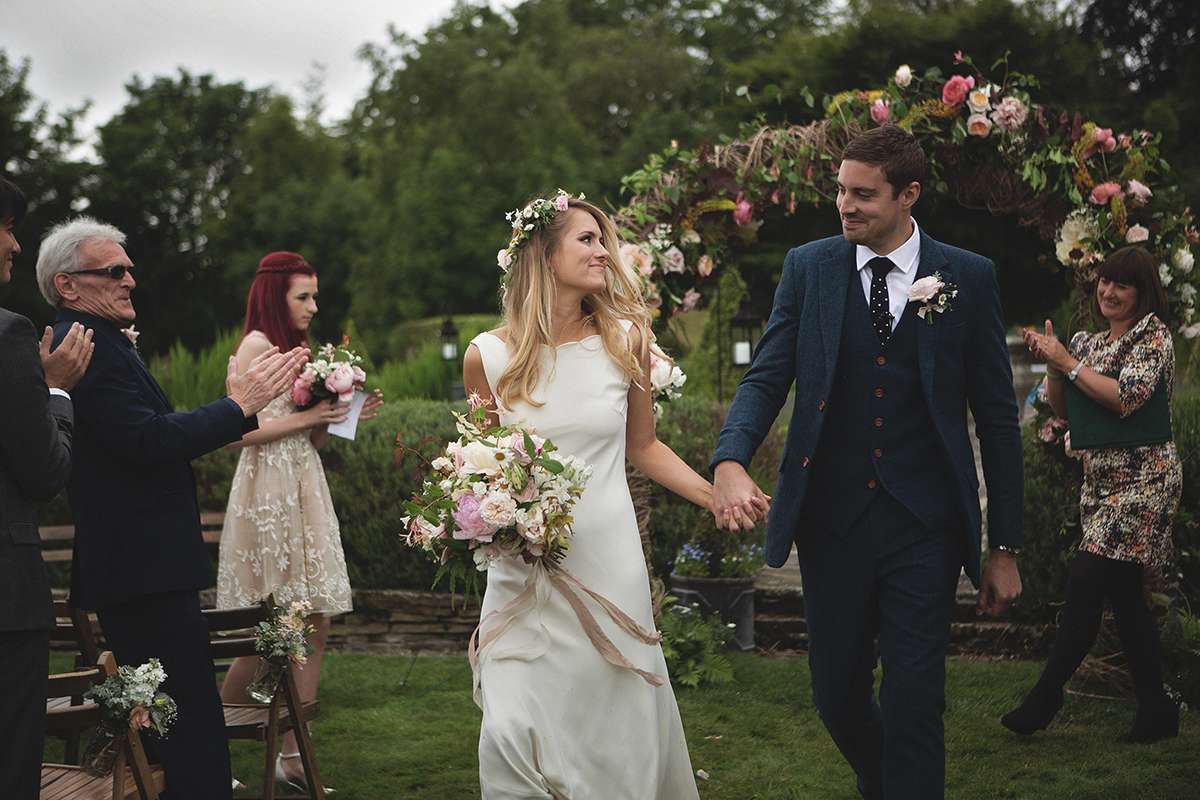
613, 52, 1200, 339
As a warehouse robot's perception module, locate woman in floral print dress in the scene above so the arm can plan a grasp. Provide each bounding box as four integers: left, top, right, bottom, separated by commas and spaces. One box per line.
1006, 245, 1182, 743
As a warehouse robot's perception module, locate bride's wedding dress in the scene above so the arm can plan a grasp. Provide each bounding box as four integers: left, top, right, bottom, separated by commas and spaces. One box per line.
469, 324, 699, 800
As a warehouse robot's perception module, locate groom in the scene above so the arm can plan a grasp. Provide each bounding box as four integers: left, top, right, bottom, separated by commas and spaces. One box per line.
711, 125, 1023, 799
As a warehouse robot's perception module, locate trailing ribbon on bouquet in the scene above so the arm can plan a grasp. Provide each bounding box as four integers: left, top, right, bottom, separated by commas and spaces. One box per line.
469, 561, 665, 698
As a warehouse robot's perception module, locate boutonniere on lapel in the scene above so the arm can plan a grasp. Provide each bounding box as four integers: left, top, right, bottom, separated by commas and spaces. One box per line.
907, 273, 958, 324
120, 324, 140, 351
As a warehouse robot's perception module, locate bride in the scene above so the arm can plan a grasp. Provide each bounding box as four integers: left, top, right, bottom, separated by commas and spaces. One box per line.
463, 191, 767, 798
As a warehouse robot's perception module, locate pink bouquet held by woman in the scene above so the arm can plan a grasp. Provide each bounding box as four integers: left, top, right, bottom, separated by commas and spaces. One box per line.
290, 336, 366, 408
399, 394, 592, 597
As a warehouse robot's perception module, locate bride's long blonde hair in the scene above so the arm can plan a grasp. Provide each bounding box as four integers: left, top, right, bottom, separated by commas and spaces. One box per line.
496, 197, 651, 409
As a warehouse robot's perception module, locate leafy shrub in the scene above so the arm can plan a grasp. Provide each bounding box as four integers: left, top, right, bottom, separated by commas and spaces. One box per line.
658, 597, 734, 688
373, 316, 498, 400
649, 396, 785, 579
1162, 607, 1200, 708
148, 328, 242, 411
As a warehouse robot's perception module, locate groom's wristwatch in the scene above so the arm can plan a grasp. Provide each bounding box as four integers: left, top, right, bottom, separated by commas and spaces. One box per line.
994, 544, 1021, 557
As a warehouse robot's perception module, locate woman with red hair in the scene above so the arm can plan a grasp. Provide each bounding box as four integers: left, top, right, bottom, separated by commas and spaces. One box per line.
215, 251, 382, 792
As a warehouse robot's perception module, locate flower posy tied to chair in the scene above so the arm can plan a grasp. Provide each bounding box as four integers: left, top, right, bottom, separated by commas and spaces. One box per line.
495, 189, 585, 281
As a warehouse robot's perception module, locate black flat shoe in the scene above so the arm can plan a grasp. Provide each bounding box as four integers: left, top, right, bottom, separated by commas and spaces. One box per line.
1001, 686, 1064, 735
1119, 698, 1179, 744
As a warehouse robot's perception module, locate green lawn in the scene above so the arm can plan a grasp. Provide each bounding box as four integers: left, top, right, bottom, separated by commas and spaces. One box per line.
48, 651, 1196, 799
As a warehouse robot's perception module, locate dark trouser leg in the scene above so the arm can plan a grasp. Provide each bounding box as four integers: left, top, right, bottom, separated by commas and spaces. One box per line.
0, 630, 49, 800
1037, 551, 1110, 692
1105, 560, 1165, 702
799, 520, 883, 799
874, 499, 958, 800
97, 591, 232, 800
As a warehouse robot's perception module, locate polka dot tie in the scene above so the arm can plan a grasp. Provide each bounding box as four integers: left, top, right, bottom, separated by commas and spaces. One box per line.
868, 256, 895, 346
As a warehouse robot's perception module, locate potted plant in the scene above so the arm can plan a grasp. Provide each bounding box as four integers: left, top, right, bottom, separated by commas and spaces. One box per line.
668, 533, 764, 651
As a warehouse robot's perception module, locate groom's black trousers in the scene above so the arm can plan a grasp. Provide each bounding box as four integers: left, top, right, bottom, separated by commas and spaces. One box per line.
97, 590, 233, 800
798, 491, 961, 800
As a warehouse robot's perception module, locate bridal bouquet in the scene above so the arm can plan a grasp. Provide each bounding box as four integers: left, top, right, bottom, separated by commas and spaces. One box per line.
82, 659, 177, 776
247, 599, 315, 703
292, 337, 366, 408
399, 395, 592, 597
649, 344, 686, 420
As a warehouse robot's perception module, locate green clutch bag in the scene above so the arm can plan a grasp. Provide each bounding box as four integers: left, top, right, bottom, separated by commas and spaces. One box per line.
1064, 371, 1173, 450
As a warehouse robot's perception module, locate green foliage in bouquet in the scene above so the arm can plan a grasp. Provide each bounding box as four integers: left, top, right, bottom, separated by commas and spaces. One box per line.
658, 597, 735, 689
83, 659, 177, 777
247, 600, 315, 703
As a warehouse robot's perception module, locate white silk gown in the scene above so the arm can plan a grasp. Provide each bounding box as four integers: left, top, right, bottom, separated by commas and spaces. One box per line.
469, 326, 699, 800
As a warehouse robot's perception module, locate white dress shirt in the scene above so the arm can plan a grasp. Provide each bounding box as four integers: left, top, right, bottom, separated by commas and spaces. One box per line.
48, 388, 70, 399
855, 218, 922, 332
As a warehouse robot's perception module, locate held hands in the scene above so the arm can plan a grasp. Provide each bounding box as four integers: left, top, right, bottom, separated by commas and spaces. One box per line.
976, 550, 1022, 618
711, 461, 771, 532
1023, 320, 1074, 375
41, 323, 95, 391
226, 346, 308, 418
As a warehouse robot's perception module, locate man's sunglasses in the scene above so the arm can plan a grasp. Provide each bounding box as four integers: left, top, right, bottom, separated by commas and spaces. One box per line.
68, 264, 134, 280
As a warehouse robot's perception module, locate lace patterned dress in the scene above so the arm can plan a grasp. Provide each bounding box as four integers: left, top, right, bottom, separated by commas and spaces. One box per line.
1069, 313, 1182, 567
216, 392, 353, 614
470, 325, 698, 800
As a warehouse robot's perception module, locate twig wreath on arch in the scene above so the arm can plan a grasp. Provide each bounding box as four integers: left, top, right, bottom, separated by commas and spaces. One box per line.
613, 51, 1200, 338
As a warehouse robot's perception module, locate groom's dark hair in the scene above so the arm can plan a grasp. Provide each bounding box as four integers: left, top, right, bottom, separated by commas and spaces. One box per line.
0, 175, 26, 225
841, 126, 927, 198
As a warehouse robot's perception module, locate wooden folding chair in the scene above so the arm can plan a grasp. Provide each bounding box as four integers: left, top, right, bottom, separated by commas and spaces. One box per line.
204, 603, 325, 800
41, 651, 165, 800
47, 600, 103, 763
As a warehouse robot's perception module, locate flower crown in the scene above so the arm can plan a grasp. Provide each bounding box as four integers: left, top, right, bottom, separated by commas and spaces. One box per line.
496, 189, 585, 278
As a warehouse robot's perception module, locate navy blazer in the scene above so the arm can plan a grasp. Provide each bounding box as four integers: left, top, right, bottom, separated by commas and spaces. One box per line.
711, 231, 1023, 584
53, 309, 257, 610
0, 308, 73, 632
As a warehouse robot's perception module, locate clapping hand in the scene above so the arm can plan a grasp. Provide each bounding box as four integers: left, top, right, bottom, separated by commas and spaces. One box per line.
226, 345, 308, 417
359, 388, 385, 422
41, 322, 95, 391
711, 461, 771, 532
1023, 320, 1072, 374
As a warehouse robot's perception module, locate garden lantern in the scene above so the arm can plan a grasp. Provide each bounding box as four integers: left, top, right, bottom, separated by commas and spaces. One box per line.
440, 317, 459, 362
730, 299, 761, 367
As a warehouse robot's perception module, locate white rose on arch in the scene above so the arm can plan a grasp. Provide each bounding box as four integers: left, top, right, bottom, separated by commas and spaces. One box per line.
1174, 248, 1195, 274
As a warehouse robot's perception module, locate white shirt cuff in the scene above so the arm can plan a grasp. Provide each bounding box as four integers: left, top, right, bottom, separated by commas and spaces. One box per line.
48, 388, 71, 400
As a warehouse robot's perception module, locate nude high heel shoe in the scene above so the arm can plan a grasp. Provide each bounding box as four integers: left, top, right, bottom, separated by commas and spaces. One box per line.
275, 752, 335, 794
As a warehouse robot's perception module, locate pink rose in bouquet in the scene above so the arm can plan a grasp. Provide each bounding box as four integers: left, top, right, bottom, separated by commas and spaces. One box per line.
452, 493, 497, 542
966, 113, 992, 137
941, 75, 975, 107
325, 363, 357, 402
1126, 179, 1153, 206
291, 377, 313, 408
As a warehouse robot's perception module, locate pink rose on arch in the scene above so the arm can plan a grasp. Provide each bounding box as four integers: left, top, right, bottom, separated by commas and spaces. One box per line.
1118, 133, 1133, 149
1089, 182, 1123, 205
662, 246, 686, 274
452, 493, 498, 542
1125, 224, 1150, 243
678, 288, 702, 314
941, 75, 975, 107
696, 254, 714, 277
733, 195, 754, 226
870, 99, 890, 125
953, 50, 965, 64
291, 377, 313, 407
966, 113, 992, 137
1126, 179, 1152, 206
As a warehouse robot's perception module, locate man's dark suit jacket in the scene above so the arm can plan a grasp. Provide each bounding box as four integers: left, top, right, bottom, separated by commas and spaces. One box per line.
53, 309, 258, 610
711, 231, 1024, 584
0, 309, 73, 633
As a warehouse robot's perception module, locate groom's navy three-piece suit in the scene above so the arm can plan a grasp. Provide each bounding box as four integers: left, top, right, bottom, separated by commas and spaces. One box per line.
713, 226, 1023, 799
54, 309, 258, 800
